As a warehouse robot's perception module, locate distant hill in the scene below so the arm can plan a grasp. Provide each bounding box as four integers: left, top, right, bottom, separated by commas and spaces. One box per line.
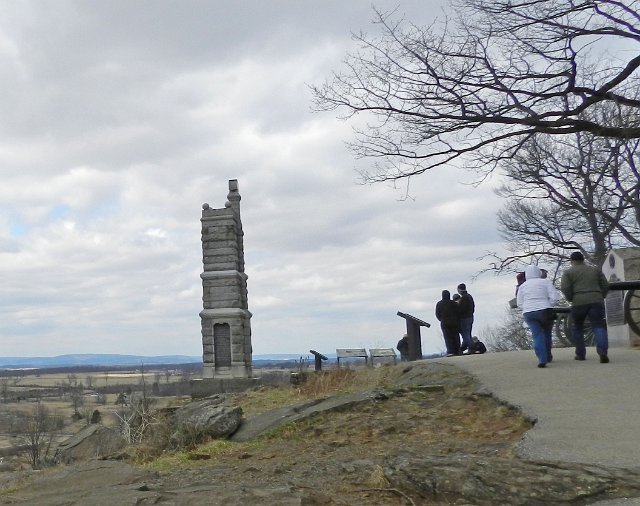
0, 354, 201, 368
0, 352, 448, 370
254, 353, 333, 361
0, 353, 325, 369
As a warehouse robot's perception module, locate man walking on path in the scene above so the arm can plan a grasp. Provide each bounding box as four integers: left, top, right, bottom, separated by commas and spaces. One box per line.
457, 283, 475, 353
560, 251, 610, 363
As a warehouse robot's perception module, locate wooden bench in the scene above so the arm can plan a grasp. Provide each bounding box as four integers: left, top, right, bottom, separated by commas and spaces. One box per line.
336, 348, 368, 365
369, 348, 397, 365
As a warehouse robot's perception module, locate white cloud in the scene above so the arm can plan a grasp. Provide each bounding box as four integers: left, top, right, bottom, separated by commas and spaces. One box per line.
0, 0, 521, 359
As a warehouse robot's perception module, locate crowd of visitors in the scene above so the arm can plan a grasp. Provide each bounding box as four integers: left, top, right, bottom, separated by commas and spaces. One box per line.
415, 250, 611, 366
434, 282, 486, 356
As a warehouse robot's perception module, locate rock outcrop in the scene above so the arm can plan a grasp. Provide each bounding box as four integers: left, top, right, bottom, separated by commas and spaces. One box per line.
230, 389, 395, 442
172, 395, 242, 445
384, 452, 640, 505
54, 424, 127, 464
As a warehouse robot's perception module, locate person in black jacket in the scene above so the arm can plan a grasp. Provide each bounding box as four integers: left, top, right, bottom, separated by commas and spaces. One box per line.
457, 283, 475, 352
435, 290, 461, 356
396, 334, 410, 361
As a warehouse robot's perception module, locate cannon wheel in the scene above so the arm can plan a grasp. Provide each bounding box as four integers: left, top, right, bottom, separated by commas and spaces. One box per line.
624, 288, 640, 335
554, 312, 595, 347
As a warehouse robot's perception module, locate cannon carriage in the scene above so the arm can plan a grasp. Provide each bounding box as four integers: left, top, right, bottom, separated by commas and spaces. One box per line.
552, 280, 640, 345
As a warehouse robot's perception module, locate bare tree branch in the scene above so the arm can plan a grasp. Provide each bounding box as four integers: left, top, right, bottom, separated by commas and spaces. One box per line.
312, 1, 640, 182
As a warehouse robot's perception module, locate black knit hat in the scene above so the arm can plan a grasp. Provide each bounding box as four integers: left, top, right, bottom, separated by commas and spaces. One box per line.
569, 251, 584, 262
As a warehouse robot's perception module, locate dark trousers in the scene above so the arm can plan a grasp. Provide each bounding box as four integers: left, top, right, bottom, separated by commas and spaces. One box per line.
441, 323, 461, 355
571, 302, 609, 358
459, 317, 473, 351
523, 309, 554, 365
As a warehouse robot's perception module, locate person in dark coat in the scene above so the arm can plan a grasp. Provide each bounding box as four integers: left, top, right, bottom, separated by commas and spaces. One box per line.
435, 290, 461, 356
560, 251, 610, 362
457, 283, 475, 352
452, 293, 463, 347
396, 334, 410, 361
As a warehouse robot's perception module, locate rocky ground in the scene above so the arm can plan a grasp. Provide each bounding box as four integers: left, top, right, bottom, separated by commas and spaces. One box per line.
2, 361, 640, 505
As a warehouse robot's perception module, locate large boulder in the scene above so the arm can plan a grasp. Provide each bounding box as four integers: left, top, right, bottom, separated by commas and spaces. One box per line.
384, 452, 640, 505
55, 424, 127, 464
172, 396, 242, 446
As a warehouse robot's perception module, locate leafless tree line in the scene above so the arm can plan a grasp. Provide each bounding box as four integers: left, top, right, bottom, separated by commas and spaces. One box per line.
488, 120, 640, 271
314, 1, 640, 350
313, 0, 640, 183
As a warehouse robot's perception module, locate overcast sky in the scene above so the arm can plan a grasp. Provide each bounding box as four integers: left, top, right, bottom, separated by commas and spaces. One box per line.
0, 0, 516, 359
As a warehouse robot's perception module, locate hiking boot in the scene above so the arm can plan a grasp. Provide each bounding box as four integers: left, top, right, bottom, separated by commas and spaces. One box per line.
599, 354, 610, 364
537, 363, 546, 368
574, 355, 585, 361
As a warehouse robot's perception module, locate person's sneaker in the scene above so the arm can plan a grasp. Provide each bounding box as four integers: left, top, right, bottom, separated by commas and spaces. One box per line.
537, 363, 546, 368
575, 355, 585, 361
599, 354, 610, 364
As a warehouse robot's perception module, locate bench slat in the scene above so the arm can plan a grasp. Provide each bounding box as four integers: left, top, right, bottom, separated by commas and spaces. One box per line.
336, 348, 367, 358
369, 348, 396, 357
336, 348, 368, 364
369, 348, 397, 364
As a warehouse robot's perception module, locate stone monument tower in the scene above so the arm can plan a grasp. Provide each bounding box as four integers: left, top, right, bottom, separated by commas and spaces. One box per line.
199, 179, 253, 382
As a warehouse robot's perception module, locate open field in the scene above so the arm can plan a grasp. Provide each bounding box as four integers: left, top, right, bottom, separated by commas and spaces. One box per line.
0, 360, 388, 470
4, 369, 196, 388
0, 365, 200, 468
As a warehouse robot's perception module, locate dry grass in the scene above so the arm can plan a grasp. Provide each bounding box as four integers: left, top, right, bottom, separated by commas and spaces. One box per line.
143, 361, 532, 506
237, 365, 398, 418
298, 366, 396, 396
148, 366, 400, 468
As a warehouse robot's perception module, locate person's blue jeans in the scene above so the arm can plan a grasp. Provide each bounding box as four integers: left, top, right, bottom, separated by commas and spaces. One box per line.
523, 309, 554, 365
571, 302, 608, 359
459, 317, 473, 351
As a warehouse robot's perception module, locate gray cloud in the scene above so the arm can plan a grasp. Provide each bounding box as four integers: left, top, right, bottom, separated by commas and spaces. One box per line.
0, 0, 518, 358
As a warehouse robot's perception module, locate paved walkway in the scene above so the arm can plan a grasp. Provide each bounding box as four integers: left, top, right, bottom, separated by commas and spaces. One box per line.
433, 346, 640, 469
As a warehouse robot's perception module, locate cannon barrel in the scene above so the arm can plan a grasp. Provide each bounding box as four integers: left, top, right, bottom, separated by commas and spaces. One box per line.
549, 281, 640, 342
609, 280, 640, 290
551, 281, 640, 314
